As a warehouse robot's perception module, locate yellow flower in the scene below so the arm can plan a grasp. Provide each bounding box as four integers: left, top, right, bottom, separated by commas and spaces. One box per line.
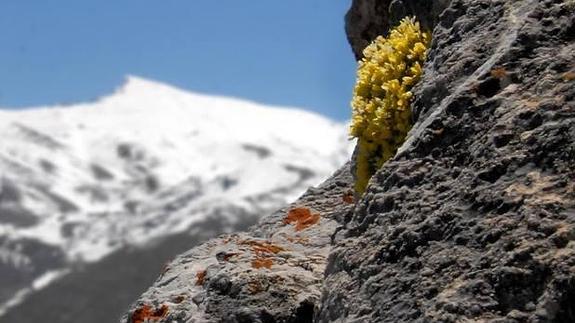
349, 17, 431, 194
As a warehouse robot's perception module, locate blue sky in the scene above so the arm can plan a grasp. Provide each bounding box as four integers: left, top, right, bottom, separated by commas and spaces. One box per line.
0, 0, 356, 120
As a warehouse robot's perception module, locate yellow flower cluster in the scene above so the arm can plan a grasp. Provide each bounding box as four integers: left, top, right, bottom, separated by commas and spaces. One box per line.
350, 17, 431, 194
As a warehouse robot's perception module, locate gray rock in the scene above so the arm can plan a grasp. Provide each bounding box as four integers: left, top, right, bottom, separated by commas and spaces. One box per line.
122, 0, 575, 322
345, 0, 450, 60
121, 166, 355, 323
320, 0, 575, 322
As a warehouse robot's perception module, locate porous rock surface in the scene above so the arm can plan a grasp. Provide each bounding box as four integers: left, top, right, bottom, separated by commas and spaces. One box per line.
320, 0, 575, 322
123, 0, 575, 322
121, 165, 355, 323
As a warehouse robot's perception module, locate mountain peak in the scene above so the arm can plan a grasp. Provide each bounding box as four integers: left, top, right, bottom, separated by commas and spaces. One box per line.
117, 75, 181, 96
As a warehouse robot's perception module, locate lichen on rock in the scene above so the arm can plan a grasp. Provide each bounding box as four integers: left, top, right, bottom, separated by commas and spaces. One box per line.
121, 1, 575, 322
120, 165, 355, 323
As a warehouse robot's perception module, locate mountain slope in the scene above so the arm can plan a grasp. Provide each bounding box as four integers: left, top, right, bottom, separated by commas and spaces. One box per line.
119, 0, 575, 322
0, 76, 351, 320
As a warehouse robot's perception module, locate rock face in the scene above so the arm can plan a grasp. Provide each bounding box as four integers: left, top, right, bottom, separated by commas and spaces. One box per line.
345, 0, 450, 60
121, 166, 355, 323
321, 0, 575, 322
122, 0, 575, 322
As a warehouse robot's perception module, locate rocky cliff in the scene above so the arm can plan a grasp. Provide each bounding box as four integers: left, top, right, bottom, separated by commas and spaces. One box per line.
122, 0, 575, 322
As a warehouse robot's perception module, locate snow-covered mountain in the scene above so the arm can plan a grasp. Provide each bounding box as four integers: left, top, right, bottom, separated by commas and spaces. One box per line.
0, 76, 351, 320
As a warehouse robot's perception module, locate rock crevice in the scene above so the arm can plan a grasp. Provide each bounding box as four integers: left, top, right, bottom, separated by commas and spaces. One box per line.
320, 0, 575, 322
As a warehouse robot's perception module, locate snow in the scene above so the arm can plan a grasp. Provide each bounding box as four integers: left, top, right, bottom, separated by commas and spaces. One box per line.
0, 269, 70, 317
0, 75, 353, 266
32, 269, 70, 290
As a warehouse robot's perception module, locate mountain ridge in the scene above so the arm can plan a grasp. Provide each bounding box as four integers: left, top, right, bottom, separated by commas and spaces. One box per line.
1, 75, 336, 120
0, 75, 352, 321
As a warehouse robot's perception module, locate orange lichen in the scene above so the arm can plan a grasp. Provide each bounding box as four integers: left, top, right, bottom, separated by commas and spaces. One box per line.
562, 71, 575, 82
342, 191, 355, 204
130, 304, 169, 323
283, 207, 320, 231
195, 270, 207, 286
505, 171, 571, 206
285, 235, 310, 245
490, 67, 508, 79
252, 257, 274, 269
240, 240, 285, 255
247, 280, 264, 294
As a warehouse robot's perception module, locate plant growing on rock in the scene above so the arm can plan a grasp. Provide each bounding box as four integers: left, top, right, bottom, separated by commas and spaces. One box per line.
350, 17, 431, 194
